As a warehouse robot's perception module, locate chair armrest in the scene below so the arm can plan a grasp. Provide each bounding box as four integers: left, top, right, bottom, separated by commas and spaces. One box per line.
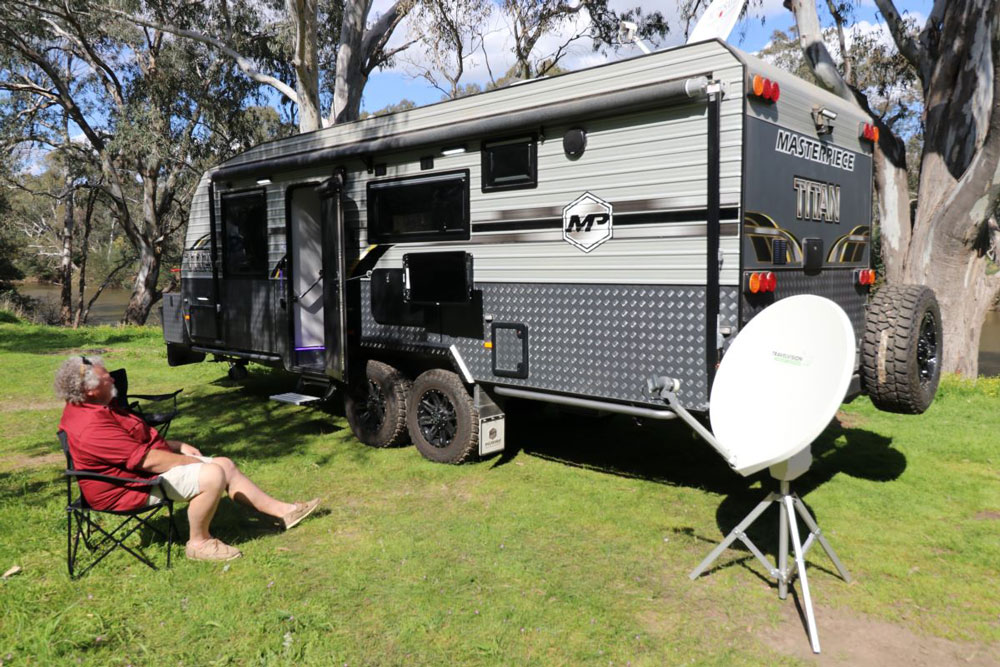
64, 470, 162, 487
129, 389, 183, 402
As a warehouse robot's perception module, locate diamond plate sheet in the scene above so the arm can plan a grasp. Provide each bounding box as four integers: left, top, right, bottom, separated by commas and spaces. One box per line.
741, 270, 867, 360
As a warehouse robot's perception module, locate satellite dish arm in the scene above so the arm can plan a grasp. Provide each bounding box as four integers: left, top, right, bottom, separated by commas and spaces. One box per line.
647, 377, 737, 467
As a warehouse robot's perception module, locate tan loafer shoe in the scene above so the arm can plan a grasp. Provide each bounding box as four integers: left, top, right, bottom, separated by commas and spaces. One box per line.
281, 498, 320, 530
185, 538, 243, 562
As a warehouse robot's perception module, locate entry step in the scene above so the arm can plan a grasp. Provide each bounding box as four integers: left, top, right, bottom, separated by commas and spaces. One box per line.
270, 392, 323, 405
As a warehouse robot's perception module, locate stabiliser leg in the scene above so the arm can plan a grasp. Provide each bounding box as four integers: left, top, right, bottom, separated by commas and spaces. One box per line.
688, 481, 850, 654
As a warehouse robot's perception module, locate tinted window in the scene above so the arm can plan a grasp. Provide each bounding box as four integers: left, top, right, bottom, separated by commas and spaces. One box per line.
482, 136, 537, 192
221, 190, 268, 277
367, 171, 469, 244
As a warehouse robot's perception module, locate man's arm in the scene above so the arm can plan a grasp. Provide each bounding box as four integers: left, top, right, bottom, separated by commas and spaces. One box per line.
165, 440, 203, 456
140, 448, 202, 474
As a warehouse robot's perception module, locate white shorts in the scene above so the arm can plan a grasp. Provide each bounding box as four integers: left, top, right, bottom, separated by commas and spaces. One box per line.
148, 456, 214, 505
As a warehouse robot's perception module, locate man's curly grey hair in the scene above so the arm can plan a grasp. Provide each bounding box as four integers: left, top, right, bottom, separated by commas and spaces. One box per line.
54, 356, 105, 404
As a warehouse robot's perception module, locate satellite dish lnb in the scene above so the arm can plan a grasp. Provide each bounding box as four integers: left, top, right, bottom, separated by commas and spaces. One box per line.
709, 294, 855, 476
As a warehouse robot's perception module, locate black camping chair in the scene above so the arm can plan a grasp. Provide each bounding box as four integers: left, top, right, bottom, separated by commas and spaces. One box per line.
59, 430, 179, 579
109, 368, 181, 438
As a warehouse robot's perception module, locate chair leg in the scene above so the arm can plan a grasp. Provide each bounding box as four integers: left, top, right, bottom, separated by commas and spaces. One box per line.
68, 505, 175, 579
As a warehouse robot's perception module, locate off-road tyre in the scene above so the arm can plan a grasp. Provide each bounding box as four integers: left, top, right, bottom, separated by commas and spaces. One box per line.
861, 284, 942, 414
344, 360, 411, 447
407, 369, 479, 464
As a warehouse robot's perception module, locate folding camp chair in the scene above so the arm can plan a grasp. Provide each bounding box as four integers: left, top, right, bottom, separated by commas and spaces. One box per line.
59, 430, 179, 579
109, 368, 181, 438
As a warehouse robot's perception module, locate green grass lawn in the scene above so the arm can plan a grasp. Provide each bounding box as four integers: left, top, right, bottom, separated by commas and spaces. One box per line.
0, 315, 998, 665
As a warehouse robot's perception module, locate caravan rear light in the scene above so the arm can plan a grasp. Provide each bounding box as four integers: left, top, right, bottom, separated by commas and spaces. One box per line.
855, 268, 876, 285
749, 75, 779, 103
745, 271, 776, 294
860, 122, 880, 143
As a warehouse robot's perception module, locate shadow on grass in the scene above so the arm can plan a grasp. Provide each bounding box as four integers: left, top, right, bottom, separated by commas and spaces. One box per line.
149, 368, 347, 465
502, 401, 904, 568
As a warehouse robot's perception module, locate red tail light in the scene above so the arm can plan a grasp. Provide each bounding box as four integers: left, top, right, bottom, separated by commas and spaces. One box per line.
860, 122, 880, 143
855, 268, 876, 285
745, 271, 777, 294
750, 74, 779, 103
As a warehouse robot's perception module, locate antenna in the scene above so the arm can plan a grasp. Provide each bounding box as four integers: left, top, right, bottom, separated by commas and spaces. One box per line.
650, 295, 855, 654
618, 21, 652, 55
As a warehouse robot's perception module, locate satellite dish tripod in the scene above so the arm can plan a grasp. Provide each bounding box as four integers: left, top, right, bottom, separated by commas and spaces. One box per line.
650, 379, 852, 654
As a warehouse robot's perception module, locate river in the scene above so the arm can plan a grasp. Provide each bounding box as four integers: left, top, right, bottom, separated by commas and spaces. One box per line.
14, 284, 1000, 377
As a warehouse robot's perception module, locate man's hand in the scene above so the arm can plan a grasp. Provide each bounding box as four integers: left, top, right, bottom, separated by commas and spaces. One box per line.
179, 443, 203, 457
140, 448, 201, 474
166, 440, 203, 457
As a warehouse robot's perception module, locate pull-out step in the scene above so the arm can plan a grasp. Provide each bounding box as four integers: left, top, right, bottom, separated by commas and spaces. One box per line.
270, 392, 322, 405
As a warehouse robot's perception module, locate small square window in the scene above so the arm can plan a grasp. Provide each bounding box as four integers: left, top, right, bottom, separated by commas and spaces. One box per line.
367, 170, 470, 244
481, 135, 537, 192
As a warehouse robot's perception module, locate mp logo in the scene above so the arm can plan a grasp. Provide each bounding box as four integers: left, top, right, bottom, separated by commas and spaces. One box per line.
562, 192, 613, 252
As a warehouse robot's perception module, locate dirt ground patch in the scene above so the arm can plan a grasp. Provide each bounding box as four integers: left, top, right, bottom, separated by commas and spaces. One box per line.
0, 452, 62, 472
759, 602, 1000, 666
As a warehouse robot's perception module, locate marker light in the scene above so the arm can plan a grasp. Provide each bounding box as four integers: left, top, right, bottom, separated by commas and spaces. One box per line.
749, 74, 780, 103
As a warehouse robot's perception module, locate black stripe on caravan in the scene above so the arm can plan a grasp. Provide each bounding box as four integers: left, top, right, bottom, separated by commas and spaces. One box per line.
470, 207, 739, 234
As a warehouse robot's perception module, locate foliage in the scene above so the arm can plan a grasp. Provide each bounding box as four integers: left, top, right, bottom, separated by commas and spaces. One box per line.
0, 320, 997, 664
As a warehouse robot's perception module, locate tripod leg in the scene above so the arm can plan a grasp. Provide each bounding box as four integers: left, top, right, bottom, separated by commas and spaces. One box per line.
792, 495, 851, 583
778, 497, 789, 599
785, 495, 820, 654
690, 494, 778, 580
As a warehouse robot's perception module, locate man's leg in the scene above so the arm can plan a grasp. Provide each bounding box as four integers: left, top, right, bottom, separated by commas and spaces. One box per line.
186, 462, 226, 546
211, 457, 296, 519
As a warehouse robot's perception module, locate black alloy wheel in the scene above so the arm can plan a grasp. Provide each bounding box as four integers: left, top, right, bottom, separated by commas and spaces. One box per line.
406, 369, 479, 464
416, 389, 458, 448
917, 311, 939, 386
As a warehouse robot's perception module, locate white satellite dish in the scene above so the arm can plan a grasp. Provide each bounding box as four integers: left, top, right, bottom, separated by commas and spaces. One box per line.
709, 294, 855, 476
687, 0, 748, 44
648, 295, 856, 654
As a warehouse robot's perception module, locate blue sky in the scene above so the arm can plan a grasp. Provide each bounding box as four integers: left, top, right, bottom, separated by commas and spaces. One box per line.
360, 0, 933, 113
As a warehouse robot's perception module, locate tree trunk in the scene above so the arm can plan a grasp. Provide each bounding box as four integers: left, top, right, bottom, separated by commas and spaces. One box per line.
332, 0, 369, 124
122, 240, 159, 325
59, 176, 74, 326
121, 173, 162, 325
288, 0, 322, 132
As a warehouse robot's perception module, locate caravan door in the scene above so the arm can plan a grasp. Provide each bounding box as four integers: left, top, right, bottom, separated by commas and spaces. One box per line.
319, 176, 348, 382
287, 186, 325, 371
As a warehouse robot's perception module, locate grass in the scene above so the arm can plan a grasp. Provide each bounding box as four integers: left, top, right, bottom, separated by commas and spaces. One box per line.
0, 316, 998, 665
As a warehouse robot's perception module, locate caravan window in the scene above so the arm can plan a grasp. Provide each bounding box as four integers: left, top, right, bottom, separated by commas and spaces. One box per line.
481, 135, 537, 192
221, 189, 268, 277
367, 171, 470, 244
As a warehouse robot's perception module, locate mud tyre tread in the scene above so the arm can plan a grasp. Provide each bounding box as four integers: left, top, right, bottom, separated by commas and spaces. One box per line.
344, 360, 411, 447
861, 284, 942, 414
407, 369, 479, 464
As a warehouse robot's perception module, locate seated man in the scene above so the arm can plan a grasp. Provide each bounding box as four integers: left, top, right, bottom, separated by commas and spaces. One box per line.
55, 356, 319, 562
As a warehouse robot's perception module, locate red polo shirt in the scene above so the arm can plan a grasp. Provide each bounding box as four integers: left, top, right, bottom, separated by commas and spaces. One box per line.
58, 402, 170, 511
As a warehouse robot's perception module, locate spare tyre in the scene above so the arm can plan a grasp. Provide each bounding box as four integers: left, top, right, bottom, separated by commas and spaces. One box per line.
861, 284, 942, 414
345, 360, 411, 447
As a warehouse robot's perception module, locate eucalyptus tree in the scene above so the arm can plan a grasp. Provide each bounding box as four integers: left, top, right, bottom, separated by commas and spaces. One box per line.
109, 0, 414, 132
772, 0, 1000, 375
0, 0, 270, 324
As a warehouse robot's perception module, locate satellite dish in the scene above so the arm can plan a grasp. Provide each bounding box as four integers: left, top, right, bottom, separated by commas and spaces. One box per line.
709, 295, 855, 476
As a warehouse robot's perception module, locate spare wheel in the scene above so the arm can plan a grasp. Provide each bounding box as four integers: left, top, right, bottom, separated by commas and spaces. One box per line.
407, 369, 479, 464
861, 284, 942, 414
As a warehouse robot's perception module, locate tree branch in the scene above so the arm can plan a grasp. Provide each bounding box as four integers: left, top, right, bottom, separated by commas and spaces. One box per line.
101, 6, 301, 105
872, 0, 927, 84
